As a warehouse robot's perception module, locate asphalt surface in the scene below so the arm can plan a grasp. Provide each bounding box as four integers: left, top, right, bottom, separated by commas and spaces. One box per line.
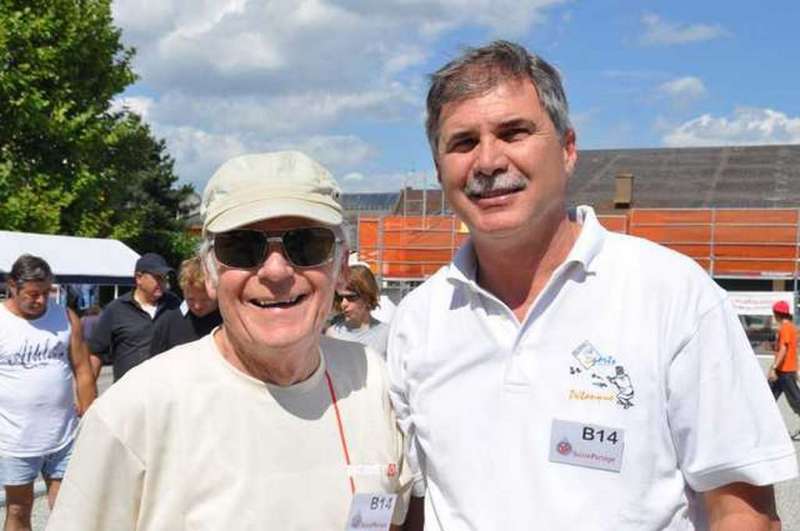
4, 362, 800, 530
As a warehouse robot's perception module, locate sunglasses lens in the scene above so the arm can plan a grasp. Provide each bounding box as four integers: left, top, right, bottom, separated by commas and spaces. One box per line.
214, 230, 267, 268
283, 227, 336, 267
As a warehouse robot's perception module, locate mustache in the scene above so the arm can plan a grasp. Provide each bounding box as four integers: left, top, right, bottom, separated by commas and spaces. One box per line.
464, 172, 528, 197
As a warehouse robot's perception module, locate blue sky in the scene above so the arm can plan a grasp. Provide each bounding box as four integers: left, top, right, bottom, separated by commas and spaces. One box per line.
111, 0, 800, 193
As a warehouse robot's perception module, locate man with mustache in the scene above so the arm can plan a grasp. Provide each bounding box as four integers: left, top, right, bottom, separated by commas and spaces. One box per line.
387, 40, 796, 530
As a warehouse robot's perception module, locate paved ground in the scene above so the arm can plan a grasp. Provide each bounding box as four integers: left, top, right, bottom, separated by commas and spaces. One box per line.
761, 352, 800, 531
4, 363, 800, 530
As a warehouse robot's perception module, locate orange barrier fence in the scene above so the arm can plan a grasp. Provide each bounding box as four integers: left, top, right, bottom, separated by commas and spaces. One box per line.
358, 209, 800, 280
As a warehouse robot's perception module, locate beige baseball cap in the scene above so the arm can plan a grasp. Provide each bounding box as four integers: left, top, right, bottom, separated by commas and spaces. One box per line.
201, 151, 343, 234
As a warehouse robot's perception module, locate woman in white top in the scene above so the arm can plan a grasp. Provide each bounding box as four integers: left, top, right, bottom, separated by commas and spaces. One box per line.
326, 265, 390, 358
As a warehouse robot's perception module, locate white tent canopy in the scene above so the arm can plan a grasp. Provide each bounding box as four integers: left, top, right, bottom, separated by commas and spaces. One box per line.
0, 230, 140, 285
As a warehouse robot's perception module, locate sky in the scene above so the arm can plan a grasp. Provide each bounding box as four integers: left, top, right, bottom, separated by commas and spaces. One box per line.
110, 0, 800, 194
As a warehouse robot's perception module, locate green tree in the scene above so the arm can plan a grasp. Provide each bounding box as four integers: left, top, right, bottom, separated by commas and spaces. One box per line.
0, 0, 196, 266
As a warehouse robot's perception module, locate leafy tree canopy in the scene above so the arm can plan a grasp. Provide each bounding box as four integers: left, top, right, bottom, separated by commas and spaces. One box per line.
0, 0, 196, 266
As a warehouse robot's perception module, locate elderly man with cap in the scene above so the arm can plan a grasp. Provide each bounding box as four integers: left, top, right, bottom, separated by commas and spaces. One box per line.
88, 252, 179, 381
48, 151, 415, 531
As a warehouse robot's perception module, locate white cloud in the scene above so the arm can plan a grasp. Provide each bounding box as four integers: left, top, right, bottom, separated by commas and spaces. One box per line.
153, 122, 377, 191
159, 126, 247, 188
114, 0, 565, 96
110, 96, 155, 120
343, 168, 438, 193
640, 13, 728, 46
289, 135, 377, 170
343, 172, 366, 183
110, 0, 567, 188
662, 108, 800, 147
657, 76, 706, 105
146, 87, 417, 137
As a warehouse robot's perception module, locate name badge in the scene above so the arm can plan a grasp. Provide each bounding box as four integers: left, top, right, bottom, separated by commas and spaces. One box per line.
548, 418, 625, 473
345, 493, 397, 531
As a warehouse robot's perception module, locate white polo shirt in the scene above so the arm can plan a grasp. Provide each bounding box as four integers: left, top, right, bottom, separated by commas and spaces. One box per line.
388, 206, 797, 530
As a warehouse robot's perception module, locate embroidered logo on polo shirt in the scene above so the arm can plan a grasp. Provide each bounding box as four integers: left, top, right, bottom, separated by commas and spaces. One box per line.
568, 341, 635, 409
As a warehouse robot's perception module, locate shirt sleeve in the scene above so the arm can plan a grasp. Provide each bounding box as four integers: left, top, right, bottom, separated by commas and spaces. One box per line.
387, 306, 427, 498
87, 304, 114, 361
667, 297, 798, 492
47, 409, 145, 531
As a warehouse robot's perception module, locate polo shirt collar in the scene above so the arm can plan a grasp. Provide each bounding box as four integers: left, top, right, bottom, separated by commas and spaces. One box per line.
564, 205, 606, 271
446, 205, 607, 289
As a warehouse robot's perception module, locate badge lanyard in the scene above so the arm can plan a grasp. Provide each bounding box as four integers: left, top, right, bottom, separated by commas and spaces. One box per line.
324, 370, 356, 495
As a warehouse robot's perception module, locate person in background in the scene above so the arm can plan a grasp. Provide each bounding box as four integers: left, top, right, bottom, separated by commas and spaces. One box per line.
88, 253, 179, 381
47, 151, 416, 530
768, 300, 800, 440
326, 264, 390, 358
80, 305, 102, 347
0, 255, 95, 531
387, 40, 795, 530
150, 256, 222, 356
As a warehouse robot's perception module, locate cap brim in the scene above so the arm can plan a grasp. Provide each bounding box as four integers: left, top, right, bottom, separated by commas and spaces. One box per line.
204, 198, 342, 234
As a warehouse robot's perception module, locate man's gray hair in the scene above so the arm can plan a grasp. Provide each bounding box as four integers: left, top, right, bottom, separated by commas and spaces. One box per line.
199, 225, 350, 288
425, 40, 573, 156
9, 254, 53, 285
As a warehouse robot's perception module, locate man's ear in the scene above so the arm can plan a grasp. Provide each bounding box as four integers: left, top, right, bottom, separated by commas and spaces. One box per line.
562, 129, 578, 176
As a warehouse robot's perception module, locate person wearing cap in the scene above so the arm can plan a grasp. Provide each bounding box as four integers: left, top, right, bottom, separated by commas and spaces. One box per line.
149, 256, 222, 356
387, 40, 795, 529
0, 254, 96, 531
48, 151, 417, 531
87, 252, 180, 382
768, 300, 800, 440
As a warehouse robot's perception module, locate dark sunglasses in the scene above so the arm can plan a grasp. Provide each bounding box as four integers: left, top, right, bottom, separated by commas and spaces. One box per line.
213, 227, 339, 269
336, 292, 361, 303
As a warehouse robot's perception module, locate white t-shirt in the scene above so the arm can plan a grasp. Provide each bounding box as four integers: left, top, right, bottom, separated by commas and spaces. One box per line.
387, 206, 797, 530
371, 295, 397, 324
0, 302, 78, 457
327, 317, 390, 359
48, 333, 414, 531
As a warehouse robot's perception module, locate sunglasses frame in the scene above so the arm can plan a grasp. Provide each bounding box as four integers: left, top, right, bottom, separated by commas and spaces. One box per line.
336, 292, 362, 303
212, 226, 342, 270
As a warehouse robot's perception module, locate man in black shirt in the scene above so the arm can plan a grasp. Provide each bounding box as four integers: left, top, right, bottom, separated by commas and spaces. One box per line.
88, 253, 179, 381
150, 256, 222, 356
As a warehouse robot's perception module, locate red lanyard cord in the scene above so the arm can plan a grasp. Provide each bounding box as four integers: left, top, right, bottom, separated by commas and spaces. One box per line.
324, 370, 356, 495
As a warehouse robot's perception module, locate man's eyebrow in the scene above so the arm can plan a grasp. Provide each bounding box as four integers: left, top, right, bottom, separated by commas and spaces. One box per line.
497, 118, 536, 130
443, 129, 474, 141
